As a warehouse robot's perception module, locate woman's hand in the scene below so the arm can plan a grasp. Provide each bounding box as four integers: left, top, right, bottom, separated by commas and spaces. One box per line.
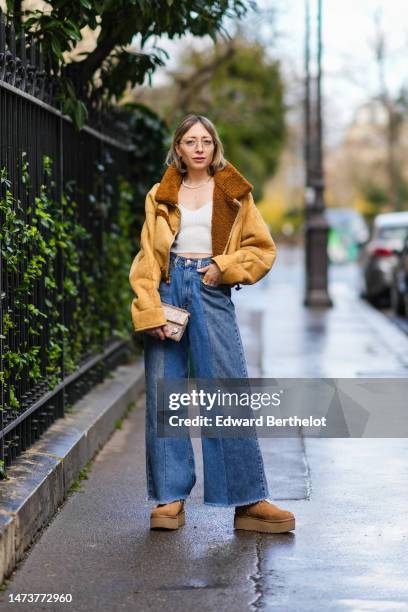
197, 262, 222, 286
145, 325, 170, 340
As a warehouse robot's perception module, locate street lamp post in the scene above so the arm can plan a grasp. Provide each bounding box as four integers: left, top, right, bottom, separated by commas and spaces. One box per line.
304, 0, 333, 307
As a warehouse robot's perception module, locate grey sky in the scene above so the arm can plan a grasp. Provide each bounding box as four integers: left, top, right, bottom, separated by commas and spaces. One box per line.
274, 0, 408, 142
144, 1, 408, 145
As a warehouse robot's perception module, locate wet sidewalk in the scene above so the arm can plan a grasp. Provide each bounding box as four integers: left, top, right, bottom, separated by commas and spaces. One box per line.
236, 245, 408, 378
1, 246, 408, 611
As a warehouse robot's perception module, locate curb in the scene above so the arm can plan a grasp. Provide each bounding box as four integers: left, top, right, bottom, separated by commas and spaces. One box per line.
0, 359, 145, 585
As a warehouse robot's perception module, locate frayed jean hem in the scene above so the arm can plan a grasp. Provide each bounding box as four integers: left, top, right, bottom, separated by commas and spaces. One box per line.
147, 495, 188, 504
203, 496, 266, 508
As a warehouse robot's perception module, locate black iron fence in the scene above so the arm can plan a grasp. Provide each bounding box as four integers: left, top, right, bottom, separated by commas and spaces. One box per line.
0, 10, 137, 476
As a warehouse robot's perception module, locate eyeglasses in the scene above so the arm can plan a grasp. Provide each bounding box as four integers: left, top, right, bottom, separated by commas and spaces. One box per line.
179, 138, 214, 149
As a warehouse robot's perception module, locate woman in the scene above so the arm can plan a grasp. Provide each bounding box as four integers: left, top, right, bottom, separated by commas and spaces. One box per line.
129, 114, 295, 533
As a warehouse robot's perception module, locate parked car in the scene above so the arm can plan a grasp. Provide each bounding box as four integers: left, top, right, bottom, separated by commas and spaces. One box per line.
390, 233, 408, 316
358, 211, 408, 307
327, 207, 369, 264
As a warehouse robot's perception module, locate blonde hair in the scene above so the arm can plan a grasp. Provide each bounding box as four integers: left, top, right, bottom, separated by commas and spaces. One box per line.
165, 114, 227, 175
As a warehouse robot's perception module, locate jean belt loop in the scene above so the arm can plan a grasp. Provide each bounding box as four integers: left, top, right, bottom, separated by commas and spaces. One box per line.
197, 257, 202, 269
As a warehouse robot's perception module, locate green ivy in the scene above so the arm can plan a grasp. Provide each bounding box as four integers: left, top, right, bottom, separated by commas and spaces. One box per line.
100, 176, 136, 341
0, 104, 167, 481
0, 151, 137, 415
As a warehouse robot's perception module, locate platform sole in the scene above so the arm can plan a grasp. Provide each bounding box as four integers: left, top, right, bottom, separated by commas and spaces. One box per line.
150, 511, 185, 530
234, 515, 295, 534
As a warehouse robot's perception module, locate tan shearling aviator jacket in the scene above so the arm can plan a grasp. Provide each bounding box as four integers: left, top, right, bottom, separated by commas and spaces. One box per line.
129, 161, 277, 332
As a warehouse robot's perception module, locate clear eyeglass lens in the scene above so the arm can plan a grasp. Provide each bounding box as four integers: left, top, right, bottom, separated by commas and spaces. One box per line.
182, 139, 214, 148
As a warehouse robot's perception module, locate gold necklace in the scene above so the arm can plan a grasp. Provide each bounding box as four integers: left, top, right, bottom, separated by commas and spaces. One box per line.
182, 176, 212, 189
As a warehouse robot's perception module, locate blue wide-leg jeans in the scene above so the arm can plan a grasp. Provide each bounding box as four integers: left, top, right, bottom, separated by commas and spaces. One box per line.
143, 252, 269, 506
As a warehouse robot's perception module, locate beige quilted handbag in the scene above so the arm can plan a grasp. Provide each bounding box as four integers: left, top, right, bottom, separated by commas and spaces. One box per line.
161, 302, 190, 341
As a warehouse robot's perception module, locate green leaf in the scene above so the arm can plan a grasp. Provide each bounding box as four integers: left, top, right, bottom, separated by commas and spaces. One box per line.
50, 36, 62, 58
73, 100, 88, 130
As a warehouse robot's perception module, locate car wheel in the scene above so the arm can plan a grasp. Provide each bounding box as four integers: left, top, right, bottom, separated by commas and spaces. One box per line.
368, 290, 390, 309
390, 281, 406, 316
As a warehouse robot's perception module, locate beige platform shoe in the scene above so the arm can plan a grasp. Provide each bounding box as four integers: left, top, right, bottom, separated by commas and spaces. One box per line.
234, 500, 295, 534
150, 500, 185, 530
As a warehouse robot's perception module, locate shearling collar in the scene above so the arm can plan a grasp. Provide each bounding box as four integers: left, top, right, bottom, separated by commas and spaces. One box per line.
155, 161, 253, 256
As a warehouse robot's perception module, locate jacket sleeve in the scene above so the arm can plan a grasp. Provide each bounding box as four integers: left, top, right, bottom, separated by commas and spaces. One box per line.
129, 188, 168, 332
211, 192, 277, 285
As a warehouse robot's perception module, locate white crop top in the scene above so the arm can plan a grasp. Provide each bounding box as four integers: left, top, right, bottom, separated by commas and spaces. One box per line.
171, 201, 213, 254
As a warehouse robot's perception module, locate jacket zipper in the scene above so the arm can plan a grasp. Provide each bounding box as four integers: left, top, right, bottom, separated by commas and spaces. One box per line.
164, 206, 181, 282
223, 198, 243, 289
222, 199, 242, 255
